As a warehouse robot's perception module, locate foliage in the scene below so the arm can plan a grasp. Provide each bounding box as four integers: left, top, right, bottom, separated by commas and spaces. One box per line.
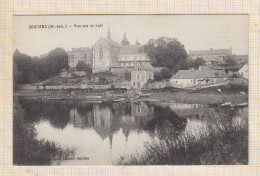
187, 57, 206, 69
13, 48, 69, 85
117, 108, 248, 165
99, 75, 108, 84
224, 56, 237, 66
154, 68, 172, 81
144, 37, 188, 70
123, 71, 131, 81
13, 98, 74, 165
75, 61, 93, 79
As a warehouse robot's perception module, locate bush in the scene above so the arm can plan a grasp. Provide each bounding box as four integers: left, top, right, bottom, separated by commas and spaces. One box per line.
76, 61, 93, 79
123, 71, 131, 81
13, 99, 74, 165
154, 68, 172, 81
117, 108, 248, 165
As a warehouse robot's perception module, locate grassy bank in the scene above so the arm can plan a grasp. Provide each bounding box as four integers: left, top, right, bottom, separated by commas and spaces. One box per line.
148, 85, 248, 105
13, 99, 74, 165
117, 108, 248, 165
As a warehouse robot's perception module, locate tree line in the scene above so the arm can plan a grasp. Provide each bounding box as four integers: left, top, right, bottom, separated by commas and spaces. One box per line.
14, 48, 69, 88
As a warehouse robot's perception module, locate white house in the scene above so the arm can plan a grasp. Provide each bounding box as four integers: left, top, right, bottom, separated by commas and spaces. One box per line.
131, 62, 155, 89
170, 70, 227, 88
237, 64, 248, 79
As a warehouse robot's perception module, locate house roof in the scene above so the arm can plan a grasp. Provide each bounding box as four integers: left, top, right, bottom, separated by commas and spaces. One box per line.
190, 49, 231, 57
94, 37, 120, 48
238, 64, 248, 72
171, 70, 226, 79
134, 62, 155, 71
119, 45, 145, 55
70, 47, 92, 53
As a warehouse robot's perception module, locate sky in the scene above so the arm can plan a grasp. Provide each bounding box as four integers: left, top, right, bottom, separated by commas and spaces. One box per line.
14, 15, 248, 57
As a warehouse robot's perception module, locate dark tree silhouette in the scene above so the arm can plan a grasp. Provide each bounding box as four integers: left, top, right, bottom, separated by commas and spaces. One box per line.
144, 37, 188, 70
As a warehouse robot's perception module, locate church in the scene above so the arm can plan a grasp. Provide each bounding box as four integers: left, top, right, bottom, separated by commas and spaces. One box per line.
68, 26, 152, 73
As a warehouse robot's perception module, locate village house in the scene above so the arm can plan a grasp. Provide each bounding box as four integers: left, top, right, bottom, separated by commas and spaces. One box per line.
118, 39, 151, 68
189, 48, 232, 67
131, 62, 155, 89
198, 65, 224, 71
189, 47, 232, 60
68, 47, 93, 68
237, 64, 248, 79
170, 69, 227, 88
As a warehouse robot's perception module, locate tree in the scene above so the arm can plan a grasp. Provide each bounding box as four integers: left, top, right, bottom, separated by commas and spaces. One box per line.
160, 68, 172, 79
123, 71, 131, 81
121, 33, 130, 45
225, 56, 236, 66
13, 48, 69, 85
45, 47, 69, 77
154, 68, 172, 81
144, 37, 188, 70
76, 61, 93, 79
187, 57, 205, 69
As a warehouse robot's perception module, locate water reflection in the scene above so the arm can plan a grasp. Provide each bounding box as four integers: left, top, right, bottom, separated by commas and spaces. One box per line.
19, 99, 196, 165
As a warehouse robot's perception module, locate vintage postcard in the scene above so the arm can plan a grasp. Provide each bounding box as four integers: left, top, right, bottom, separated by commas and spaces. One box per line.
13, 15, 248, 165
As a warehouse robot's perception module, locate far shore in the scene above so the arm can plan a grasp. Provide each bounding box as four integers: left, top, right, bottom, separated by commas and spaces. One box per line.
15, 86, 248, 105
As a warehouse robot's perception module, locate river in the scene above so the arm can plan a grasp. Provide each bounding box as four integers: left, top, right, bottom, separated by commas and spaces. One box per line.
18, 98, 240, 165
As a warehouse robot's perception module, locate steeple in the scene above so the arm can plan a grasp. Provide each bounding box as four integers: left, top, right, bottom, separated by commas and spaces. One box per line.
121, 32, 130, 45
107, 24, 111, 40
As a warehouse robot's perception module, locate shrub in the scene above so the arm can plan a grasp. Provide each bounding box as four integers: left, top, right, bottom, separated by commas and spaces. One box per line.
116, 108, 248, 165
13, 99, 74, 165
123, 71, 131, 81
154, 68, 172, 81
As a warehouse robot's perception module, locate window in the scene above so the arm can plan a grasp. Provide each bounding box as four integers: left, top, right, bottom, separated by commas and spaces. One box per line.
137, 107, 141, 113
99, 48, 103, 59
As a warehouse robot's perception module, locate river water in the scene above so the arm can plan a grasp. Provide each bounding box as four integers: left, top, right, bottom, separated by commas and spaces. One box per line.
18, 98, 237, 165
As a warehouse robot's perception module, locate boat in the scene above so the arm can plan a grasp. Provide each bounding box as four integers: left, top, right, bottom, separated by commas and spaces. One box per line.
208, 103, 219, 108
170, 89, 178, 93
235, 102, 248, 108
220, 102, 234, 108
85, 96, 102, 100
190, 88, 201, 93
83, 100, 102, 103
46, 97, 66, 100
114, 98, 125, 102
139, 94, 151, 98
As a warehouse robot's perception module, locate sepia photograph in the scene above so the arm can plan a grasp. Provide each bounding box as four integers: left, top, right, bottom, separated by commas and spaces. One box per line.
13, 15, 248, 165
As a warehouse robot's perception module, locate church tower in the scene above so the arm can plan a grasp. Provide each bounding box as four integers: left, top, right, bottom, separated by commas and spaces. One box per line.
107, 24, 111, 40
121, 32, 130, 45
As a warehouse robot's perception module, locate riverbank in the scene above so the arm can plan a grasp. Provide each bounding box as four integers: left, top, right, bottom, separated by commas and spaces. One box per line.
147, 90, 247, 105
15, 85, 248, 105
13, 99, 75, 165
117, 107, 248, 165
